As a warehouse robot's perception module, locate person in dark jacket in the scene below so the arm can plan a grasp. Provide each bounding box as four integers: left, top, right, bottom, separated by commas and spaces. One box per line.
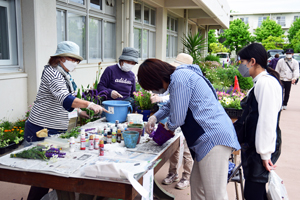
235, 43, 282, 200
269, 53, 280, 70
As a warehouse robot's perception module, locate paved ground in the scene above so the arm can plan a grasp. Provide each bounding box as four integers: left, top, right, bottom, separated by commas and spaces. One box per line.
0, 83, 299, 200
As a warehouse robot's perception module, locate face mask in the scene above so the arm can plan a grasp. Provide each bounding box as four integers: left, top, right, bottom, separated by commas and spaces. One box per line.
286, 54, 292, 59
121, 62, 135, 72
62, 60, 77, 72
238, 63, 252, 77
152, 88, 167, 94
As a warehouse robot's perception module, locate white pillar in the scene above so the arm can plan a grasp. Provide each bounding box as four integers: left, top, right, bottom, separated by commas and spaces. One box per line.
22, 0, 57, 105
116, 0, 124, 57
156, 7, 167, 60
128, 0, 134, 47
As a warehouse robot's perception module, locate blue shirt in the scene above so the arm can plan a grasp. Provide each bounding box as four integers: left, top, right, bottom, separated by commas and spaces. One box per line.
154, 65, 241, 162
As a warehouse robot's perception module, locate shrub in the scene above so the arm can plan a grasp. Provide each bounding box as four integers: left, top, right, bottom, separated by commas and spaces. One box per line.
236, 72, 253, 90
205, 55, 220, 62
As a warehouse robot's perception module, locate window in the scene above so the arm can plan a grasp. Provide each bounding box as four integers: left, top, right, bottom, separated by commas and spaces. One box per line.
134, 2, 156, 59
0, 0, 21, 71
258, 16, 267, 27
56, 0, 116, 63
240, 17, 248, 24
70, 0, 85, 5
276, 16, 285, 26
166, 16, 178, 58
294, 16, 300, 21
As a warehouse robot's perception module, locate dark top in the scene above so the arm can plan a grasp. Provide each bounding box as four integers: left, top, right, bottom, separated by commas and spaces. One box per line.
269, 58, 279, 70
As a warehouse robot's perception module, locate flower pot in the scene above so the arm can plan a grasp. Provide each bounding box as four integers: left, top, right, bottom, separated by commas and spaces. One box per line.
123, 131, 139, 148
0, 142, 19, 155
137, 109, 151, 122
224, 108, 243, 118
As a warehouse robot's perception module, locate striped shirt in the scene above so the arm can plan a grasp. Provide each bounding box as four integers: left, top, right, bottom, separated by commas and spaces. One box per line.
28, 65, 75, 130
154, 65, 241, 162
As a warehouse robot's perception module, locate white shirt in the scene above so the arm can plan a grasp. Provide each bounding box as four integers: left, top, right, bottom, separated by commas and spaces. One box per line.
275, 58, 299, 81
250, 71, 282, 160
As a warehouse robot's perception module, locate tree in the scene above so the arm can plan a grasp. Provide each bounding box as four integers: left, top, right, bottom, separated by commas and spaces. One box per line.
254, 17, 284, 42
291, 29, 300, 53
209, 42, 229, 53
220, 19, 253, 53
181, 32, 206, 64
288, 18, 300, 43
208, 30, 218, 53
262, 35, 286, 50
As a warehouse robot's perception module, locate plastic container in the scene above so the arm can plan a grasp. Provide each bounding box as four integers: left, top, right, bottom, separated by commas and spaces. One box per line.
69, 137, 75, 152
102, 100, 133, 123
152, 123, 175, 146
127, 113, 143, 123
123, 131, 140, 148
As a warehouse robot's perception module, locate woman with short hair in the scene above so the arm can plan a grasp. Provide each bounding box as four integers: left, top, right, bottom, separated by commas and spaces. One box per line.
139, 58, 240, 200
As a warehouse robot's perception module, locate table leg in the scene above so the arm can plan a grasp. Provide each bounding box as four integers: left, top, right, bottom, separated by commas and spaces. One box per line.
153, 179, 175, 200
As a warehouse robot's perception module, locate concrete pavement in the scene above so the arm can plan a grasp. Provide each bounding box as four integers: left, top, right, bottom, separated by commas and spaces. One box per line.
0, 84, 299, 200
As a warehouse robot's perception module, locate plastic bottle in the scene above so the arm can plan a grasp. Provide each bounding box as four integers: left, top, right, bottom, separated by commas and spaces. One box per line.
117, 129, 122, 143
80, 133, 86, 150
99, 140, 104, 156
112, 128, 117, 143
69, 137, 75, 152
107, 131, 112, 144
94, 135, 100, 150
103, 130, 107, 144
89, 135, 94, 150
115, 120, 119, 128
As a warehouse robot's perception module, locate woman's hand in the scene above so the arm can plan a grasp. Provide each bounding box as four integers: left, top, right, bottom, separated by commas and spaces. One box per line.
87, 102, 108, 114
78, 110, 90, 119
150, 94, 162, 103
111, 90, 123, 99
262, 159, 276, 172
145, 115, 157, 134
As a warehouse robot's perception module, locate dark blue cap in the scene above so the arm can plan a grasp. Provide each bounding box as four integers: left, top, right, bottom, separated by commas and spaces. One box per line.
286, 48, 294, 54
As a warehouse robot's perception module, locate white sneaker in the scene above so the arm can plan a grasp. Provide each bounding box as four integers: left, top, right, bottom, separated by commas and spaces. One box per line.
175, 178, 190, 190
162, 173, 179, 185
282, 106, 287, 110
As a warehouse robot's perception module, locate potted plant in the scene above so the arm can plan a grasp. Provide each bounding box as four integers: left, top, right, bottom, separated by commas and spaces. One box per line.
216, 87, 245, 118
133, 88, 154, 121
0, 121, 24, 154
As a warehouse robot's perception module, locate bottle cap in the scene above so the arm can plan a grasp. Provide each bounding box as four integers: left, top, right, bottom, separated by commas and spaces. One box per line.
70, 137, 75, 142
81, 129, 85, 134
100, 140, 104, 144
81, 133, 85, 138
117, 129, 121, 133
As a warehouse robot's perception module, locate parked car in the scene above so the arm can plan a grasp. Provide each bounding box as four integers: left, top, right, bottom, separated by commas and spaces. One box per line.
216, 52, 230, 65
267, 49, 284, 58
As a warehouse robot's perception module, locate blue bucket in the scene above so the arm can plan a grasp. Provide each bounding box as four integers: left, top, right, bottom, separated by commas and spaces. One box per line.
102, 100, 132, 123
123, 131, 139, 148
158, 102, 169, 124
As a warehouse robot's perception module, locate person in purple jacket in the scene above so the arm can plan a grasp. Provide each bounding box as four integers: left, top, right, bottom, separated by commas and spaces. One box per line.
269, 53, 280, 70
97, 47, 138, 104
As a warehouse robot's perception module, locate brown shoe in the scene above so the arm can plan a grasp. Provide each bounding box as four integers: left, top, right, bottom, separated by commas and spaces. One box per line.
162, 173, 179, 185
175, 178, 190, 190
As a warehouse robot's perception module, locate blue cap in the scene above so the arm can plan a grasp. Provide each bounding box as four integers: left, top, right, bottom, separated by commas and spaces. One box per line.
285, 48, 294, 54
52, 41, 83, 61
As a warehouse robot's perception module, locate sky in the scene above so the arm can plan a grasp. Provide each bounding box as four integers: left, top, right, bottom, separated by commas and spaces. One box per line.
227, 0, 300, 13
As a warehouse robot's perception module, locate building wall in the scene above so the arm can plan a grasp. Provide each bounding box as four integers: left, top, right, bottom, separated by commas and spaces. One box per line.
0, 0, 227, 122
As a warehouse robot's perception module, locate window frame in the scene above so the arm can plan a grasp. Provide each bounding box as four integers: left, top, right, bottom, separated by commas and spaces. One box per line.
133, 1, 156, 60
166, 15, 178, 58
276, 16, 285, 27
240, 17, 248, 25
258, 16, 267, 27
0, 0, 23, 73
56, 0, 116, 64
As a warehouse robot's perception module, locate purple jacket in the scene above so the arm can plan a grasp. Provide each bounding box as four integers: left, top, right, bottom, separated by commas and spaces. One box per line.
269, 58, 279, 70
97, 64, 136, 100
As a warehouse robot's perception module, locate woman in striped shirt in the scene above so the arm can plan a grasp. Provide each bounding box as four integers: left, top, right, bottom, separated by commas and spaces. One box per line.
139, 59, 240, 200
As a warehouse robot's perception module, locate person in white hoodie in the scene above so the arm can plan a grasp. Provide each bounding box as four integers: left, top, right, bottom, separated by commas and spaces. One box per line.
235, 43, 282, 200
275, 48, 299, 110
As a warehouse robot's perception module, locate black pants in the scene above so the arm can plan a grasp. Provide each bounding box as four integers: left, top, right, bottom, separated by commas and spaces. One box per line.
244, 180, 267, 200
282, 80, 292, 106
27, 186, 49, 200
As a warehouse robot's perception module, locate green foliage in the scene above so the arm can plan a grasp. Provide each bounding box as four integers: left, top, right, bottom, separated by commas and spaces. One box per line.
205, 55, 220, 62
236, 72, 253, 90
208, 30, 218, 53
209, 43, 230, 53
182, 32, 206, 64
133, 89, 154, 110
10, 146, 48, 160
254, 17, 284, 42
59, 127, 81, 139
290, 29, 300, 53
262, 35, 286, 50
0, 127, 10, 148
220, 19, 253, 52
288, 17, 300, 42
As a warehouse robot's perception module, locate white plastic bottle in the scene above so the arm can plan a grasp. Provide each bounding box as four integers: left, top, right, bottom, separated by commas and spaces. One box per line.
69, 137, 75, 152
94, 135, 100, 150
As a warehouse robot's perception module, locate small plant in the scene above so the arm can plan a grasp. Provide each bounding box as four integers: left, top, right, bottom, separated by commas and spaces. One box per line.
59, 126, 81, 139
0, 127, 10, 148
216, 87, 245, 110
205, 55, 220, 62
182, 32, 206, 65
133, 89, 154, 110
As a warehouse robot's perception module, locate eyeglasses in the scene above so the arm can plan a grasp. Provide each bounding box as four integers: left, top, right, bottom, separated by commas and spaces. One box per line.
67, 57, 81, 64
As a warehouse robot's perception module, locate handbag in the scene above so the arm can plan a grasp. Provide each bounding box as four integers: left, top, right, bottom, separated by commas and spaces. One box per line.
267, 170, 289, 200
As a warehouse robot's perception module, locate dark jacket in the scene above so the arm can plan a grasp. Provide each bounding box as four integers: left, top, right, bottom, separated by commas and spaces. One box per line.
234, 87, 281, 183
269, 58, 279, 70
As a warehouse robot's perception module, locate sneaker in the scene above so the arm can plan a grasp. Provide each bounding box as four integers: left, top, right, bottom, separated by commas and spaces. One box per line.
162, 173, 179, 185
175, 178, 190, 190
282, 106, 287, 110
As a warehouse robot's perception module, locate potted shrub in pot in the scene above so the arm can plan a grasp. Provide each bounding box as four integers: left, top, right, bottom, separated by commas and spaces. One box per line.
133, 89, 154, 121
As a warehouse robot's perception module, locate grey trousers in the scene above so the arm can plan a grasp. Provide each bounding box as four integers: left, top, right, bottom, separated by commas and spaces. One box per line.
190, 145, 232, 200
